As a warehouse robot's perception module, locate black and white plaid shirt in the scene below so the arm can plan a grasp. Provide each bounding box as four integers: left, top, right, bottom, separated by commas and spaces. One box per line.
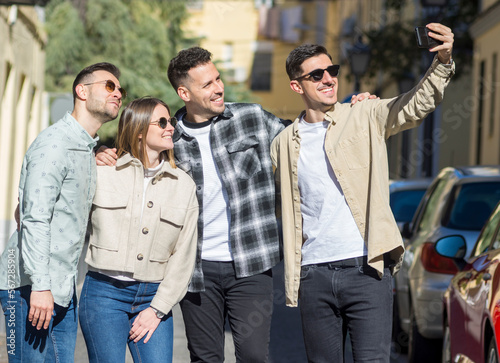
173, 103, 290, 292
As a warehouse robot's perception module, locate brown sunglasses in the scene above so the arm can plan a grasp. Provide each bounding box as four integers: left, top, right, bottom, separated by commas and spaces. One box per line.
83, 79, 127, 99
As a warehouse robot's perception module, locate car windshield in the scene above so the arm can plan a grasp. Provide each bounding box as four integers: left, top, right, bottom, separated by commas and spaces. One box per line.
443, 182, 500, 231
390, 189, 427, 223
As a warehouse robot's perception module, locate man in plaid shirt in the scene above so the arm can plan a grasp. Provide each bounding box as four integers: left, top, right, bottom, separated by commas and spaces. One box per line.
167, 47, 289, 362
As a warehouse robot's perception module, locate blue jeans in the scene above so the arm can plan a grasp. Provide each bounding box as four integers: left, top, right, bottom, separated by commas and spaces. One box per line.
79, 271, 174, 363
0, 285, 78, 363
180, 260, 273, 363
299, 259, 393, 363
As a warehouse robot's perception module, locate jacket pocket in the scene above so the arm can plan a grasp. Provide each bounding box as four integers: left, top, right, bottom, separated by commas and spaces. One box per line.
339, 129, 370, 170
89, 191, 129, 251
226, 136, 262, 179
150, 206, 187, 262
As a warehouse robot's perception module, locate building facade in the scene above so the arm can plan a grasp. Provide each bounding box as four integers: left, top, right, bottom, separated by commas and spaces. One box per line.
0, 5, 47, 253
469, 0, 500, 165
185, 0, 477, 180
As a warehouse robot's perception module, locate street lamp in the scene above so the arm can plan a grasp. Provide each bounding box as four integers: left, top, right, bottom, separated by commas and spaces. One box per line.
348, 38, 371, 92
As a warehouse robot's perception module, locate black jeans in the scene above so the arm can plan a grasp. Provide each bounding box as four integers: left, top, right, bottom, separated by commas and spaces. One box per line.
299, 259, 393, 363
180, 260, 273, 363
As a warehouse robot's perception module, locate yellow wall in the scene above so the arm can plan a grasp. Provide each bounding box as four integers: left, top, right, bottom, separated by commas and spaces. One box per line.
0, 5, 47, 251
185, 1, 259, 86
470, 19, 500, 165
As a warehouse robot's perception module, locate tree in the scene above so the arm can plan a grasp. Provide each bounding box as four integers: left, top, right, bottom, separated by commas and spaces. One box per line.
44, 0, 254, 144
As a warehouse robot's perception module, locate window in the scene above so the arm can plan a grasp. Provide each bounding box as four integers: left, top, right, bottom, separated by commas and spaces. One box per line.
490, 53, 497, 137
390, 189, 427, 223
250, 52, 272, 91
444, 182, 500, 231
476, 60, 485, 164
416, 177, 450, 233
473, 204, 500, 256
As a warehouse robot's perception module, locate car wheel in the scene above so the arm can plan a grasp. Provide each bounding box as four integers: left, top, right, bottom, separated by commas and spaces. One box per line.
408, 306, 441, 363
487, 336, 498, 363
441, 320, 451, 363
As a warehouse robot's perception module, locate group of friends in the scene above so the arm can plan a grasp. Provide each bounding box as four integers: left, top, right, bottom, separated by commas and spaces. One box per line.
0, 23, 454, 363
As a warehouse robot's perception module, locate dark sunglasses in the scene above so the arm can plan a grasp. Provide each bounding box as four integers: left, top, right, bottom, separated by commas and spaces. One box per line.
294, 65, 340, 82
83, 79, 127, 99
150, 117, 177, 129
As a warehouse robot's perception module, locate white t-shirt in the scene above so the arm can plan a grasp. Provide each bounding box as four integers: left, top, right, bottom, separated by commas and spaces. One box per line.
297, 118, 366, 265
178, 118, 233, 261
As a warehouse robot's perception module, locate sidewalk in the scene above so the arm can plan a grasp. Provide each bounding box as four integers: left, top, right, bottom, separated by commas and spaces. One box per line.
0, 303, 234, 363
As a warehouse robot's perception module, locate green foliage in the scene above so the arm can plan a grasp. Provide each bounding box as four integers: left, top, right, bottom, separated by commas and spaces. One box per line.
45, 0, 88, 93
44, 0, 254, 143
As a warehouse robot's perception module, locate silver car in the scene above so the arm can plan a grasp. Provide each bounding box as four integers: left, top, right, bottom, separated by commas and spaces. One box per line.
393, 166, 500, 362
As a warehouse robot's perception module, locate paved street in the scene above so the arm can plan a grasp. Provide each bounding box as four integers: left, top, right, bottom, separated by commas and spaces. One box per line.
0, 261, 408, 362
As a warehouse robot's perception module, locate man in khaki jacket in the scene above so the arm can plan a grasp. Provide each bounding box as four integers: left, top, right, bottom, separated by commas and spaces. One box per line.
270, 23, 455, 362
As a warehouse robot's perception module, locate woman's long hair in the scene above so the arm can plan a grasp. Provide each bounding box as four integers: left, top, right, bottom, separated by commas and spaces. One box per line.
116, 97, 176, 169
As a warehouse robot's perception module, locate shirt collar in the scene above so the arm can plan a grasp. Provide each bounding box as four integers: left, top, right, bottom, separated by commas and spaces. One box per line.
62, 112, 99, 149
173, 104, 231, 142
292, 104, 338, 137
116, 153, 180, 179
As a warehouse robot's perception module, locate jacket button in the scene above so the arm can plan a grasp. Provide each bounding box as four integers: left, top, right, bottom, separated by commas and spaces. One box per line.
142, 227, 149, 234
152, 179, 157, 185
137, 254, 144, 261
147, 201, 153, 208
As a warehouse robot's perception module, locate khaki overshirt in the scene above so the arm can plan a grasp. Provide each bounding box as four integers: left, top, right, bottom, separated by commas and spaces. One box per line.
85, 153, 199, 315
271, 56, 455, 307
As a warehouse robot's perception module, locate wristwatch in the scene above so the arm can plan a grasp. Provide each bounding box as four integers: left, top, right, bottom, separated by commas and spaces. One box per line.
151, 307, 165, 319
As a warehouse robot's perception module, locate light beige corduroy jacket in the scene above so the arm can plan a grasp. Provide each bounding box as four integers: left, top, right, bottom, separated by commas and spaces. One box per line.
271, 56, 455, 307
85, 153, 199, 315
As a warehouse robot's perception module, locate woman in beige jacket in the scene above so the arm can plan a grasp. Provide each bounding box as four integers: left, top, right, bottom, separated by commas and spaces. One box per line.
79, 97, 198, 363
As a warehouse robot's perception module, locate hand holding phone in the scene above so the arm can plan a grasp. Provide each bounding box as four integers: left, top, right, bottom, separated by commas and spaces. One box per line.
415, 26, 443, 48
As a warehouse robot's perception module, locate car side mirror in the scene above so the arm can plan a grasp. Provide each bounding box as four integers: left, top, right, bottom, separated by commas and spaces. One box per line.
435, 235, 467, 270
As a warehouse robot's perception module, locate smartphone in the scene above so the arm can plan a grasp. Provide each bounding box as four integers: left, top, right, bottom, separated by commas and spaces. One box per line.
415, 26, 443, 48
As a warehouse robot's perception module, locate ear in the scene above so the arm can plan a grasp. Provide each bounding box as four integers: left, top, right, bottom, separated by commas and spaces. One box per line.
290, 80, 303, 95
74, 84, 87, 101
177, 86, 190, 102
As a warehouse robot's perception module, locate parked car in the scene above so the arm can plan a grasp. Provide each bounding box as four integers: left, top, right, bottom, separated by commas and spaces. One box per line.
389, 178, 432, 348
390, 179, 432, 232
393, 166, 500, 362
436, 201, 500, 363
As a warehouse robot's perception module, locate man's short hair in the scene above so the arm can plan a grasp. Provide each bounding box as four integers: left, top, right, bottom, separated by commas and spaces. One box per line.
72, 62, 121, 103
167, 47, 212, 90
286, 44, 332, 80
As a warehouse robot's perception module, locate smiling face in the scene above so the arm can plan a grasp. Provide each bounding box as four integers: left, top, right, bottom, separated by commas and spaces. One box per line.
290, 54, 338, 113
84, 70, 123, 123
145, 104, 175, 160
178, 62, 225, 123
